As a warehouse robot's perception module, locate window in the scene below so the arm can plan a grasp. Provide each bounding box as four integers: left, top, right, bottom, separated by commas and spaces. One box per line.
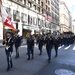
38, 7, 40, 12
13, 0, 25, 4
13, 10, 20, 21
48, 1, 50, 5
34, 0, 36, 2
46, 0, 47, 3
38, 18, 40, 26
24, 0, 26, 5
28, 2, 32, 7
48, 7, 50, 11
28, 15, 32, 25
46, 5, 47, 10
5, 7, 12, 17
40, 19, 43, 26
16, 23, 18, 29
38, 0, 40, 4
21, 13, 28, 24
33, 5, 36, 10
41, 2, 43, 6
42, 9, 44, 14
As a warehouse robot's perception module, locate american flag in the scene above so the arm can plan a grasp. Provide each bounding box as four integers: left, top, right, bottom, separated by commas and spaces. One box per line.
45, 13, 52, 23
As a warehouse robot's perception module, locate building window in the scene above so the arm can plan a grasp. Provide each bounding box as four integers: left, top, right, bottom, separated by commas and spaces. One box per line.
46, 5, 47, 10
5, 7, 12, 18
33, 5, 36, 10
28, 2, 32, 7
42, 9, 44, 14
28, 15, 32, 25
13, 10, 20, 22
46, 0, 47, 3
24, 0, 26, 5
38, 7, 40, 12
38, 0, 40, 4
16, 23, 18, 29
48, 7, 50, 11
40, 19, 43, 26
21, 13, 28, 24
48, 1, 50, 5
41, 2, 43, 6
14, 0, 25, 4
38, 18, 40, 26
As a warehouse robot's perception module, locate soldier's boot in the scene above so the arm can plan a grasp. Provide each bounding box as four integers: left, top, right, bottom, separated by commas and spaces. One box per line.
7, 63, 10, 71
31, 54, 34, 59
39, 49, 42, 55
10, 60, 13, 68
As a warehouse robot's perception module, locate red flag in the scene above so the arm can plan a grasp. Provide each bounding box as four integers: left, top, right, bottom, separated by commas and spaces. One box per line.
1, 5, 16, 31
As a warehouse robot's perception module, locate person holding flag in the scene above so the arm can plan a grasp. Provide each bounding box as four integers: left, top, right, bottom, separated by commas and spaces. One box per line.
2, 31, 14, 71
0, 0, 16, 71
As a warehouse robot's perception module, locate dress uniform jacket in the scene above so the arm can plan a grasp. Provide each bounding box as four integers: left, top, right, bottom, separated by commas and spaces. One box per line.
3, 37, 14, 54
45, 36, 53, 49
53, 37, 59, 47
14, 36, 21, 48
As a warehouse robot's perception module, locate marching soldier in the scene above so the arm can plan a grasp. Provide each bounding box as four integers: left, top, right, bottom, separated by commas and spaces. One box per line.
45, 33, 53, 63
14, 32, 21, 58
53, 35, 60, 57
3, 31, 14, 71
27, 35, 34, 60
37, 34, 44, 55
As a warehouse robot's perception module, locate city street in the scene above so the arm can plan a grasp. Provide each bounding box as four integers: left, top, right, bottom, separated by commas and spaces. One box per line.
0, 43, 75, 75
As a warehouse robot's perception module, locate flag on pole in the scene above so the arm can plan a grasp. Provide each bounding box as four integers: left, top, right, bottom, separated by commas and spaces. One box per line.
0, 4, 16, 31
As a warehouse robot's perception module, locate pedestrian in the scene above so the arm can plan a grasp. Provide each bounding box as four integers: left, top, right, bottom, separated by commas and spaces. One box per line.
14, 32, 21, 58
2, 31, 14, 71
45, 33, 53, 63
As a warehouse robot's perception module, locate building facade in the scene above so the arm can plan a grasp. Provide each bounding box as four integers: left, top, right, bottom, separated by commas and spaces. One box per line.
59, 1, 72, 33
69, 13, 72, 32
51, 0, 60, 33
0, 0, 60, 40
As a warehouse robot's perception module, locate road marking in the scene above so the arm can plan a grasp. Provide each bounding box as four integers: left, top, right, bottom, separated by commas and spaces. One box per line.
73, 46, 75, 50
64, 45, 71, 50
20, 45, 27, 48
58, 45, 64, 49
55, 69, 75, 75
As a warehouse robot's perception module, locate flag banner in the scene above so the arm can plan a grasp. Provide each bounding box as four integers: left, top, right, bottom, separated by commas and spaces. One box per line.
1, 6, 16, 31
45, 13, 52, 23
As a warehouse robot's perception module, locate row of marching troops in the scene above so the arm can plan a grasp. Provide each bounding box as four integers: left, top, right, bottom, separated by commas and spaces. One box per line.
26, 33, 75, 63
2, 31, 75, 71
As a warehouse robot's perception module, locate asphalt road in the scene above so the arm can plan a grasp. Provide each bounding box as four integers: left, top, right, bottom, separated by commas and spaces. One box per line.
0, 43, 75, 75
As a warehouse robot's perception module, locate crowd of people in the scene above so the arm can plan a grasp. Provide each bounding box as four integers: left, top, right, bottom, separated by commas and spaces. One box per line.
2, 31, 75, 71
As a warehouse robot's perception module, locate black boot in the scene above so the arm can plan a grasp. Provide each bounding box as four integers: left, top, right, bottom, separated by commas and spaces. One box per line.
31, 55, 34, 59
10, 61, 13, 68
27, 58, 30, 60
39, 51, 42, 55
6, 66, 10, 71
